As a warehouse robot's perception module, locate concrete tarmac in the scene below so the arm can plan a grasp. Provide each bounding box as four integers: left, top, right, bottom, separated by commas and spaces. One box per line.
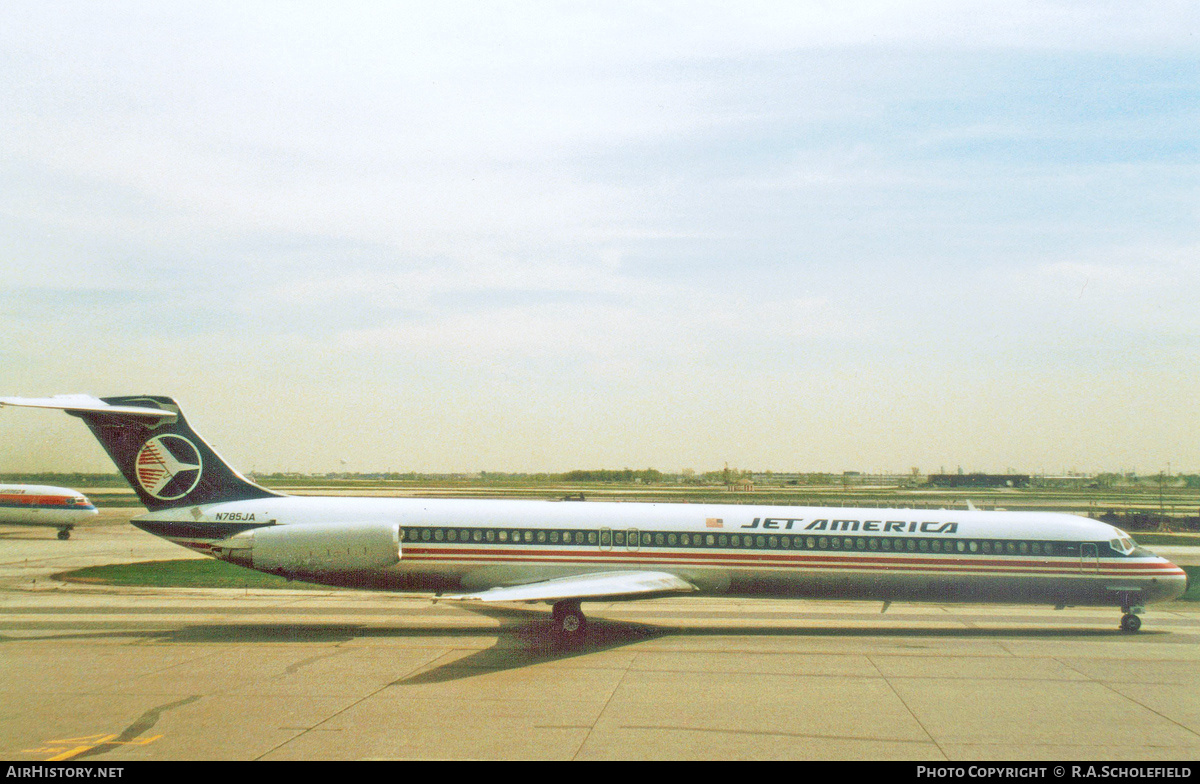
1, 514, 1199, 761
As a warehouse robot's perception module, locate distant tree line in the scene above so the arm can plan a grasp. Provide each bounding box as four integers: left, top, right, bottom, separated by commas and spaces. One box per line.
560, 469, 664, 483
0, 472, 127, 486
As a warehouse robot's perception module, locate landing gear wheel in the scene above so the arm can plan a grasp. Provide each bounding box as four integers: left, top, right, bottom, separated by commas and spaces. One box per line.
552, 601, 587, 640
1120, 613, 1142, 633
56, 529, 71, 541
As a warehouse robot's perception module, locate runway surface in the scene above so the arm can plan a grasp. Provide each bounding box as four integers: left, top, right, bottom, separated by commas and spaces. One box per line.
2, 512, 1200, 761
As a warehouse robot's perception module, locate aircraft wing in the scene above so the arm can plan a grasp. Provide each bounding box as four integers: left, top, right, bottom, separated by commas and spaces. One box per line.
442, 570, 698, 604
0, 394, 176, 420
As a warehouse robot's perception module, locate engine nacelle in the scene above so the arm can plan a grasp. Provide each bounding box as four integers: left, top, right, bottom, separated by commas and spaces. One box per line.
218, 521, 401, 575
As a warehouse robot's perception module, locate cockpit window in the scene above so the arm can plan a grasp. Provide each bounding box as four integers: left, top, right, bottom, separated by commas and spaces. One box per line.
1110, 537, 1135, 555
1107, 528, 1136, 556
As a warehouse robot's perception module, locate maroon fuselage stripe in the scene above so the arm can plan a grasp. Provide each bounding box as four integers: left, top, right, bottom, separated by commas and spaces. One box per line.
396, 546, 1183, 577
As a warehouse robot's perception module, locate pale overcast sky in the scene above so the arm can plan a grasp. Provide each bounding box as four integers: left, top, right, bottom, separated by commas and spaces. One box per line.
2, 2, 1199, 475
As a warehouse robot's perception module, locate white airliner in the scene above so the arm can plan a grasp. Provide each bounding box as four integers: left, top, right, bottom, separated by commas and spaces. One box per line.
0, 484, 97, 539
0, 394, 1187, 637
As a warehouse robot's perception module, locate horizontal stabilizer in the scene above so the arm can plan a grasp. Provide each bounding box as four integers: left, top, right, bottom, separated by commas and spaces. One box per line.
442, 570, 697, 604
0, 395, 176, 421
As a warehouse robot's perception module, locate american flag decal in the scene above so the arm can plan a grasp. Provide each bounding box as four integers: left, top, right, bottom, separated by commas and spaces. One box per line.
706, 518, 724, 528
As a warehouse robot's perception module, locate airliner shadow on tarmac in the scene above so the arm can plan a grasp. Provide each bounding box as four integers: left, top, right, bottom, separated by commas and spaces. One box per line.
0, 393, 1189, 638
394, 621, 1154, 684
0, 616, 1163, 685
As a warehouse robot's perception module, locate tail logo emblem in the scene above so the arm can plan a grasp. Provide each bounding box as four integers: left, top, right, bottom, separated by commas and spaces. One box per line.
135, 435, 203, 500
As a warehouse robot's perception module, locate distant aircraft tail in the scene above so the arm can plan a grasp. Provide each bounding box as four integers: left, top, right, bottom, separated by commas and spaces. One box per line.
0, 394, 281, 512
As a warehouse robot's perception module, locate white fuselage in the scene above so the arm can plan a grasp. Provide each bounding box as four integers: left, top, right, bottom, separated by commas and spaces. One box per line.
0, 485, 98, 528
134, 496, 1188, 608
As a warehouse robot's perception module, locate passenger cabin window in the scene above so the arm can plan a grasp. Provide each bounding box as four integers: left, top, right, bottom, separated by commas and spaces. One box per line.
398, 525, 1087, 563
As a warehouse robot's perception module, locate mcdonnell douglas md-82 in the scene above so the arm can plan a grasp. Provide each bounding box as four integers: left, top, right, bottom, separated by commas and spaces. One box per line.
0, 484, 97, 539
0, 394, 1186, 637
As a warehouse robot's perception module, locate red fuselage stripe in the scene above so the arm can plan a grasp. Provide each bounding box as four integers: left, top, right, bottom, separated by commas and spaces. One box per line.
0, 495, 90, 508
396, 546, 1183, 576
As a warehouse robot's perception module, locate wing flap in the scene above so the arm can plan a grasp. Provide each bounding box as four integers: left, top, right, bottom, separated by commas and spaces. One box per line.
442, 570, 698, 603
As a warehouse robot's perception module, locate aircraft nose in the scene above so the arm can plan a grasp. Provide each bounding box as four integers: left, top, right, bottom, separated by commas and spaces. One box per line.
1159, 560, 1189, 602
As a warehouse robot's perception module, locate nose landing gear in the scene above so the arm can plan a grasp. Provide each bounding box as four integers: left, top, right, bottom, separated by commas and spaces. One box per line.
1119, 605, 1144, 633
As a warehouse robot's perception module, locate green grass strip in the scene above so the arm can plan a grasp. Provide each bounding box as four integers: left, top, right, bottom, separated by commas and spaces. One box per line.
1180, 566, 1200, 601
1131, 533, 1200, 546
54, 559, 332, 590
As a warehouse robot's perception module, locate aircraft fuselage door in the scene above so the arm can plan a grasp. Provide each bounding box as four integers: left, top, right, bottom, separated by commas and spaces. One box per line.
1080, 542, 1099, 572
600, 527, 612, 552
627, 528, 639, 552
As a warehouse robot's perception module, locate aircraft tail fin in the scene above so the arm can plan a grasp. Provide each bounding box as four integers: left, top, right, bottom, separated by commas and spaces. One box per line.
0, 395, 281, 512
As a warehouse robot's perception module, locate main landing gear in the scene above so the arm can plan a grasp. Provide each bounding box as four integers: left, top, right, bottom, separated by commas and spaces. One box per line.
1120, 604, 1144, 634
552, 601, 587, 640
56, 527, 72, 541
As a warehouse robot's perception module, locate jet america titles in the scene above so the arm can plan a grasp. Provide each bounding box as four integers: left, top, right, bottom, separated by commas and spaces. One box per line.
743, 517, 959, 533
